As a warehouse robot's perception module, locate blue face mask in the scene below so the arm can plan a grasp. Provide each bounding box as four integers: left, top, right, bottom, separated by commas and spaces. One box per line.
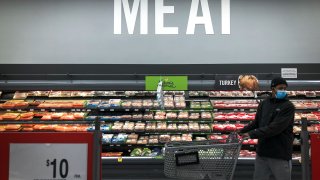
276, 90, 287, 99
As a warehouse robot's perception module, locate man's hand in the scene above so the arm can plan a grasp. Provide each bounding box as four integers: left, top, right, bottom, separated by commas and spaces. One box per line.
241, 133, 250, 139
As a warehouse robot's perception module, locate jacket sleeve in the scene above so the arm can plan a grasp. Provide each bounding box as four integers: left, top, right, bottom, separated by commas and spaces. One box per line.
248, 103, 295, 139
240, 101, 263, 133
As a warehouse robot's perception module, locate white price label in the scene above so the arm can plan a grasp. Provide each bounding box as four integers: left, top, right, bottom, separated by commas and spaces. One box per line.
9, 143, 87, 180
17, 109, 22, 112
51, 109, 56, 112
41, 109, 45, 112
30, 109, 34, 112
110, 109, 114, 112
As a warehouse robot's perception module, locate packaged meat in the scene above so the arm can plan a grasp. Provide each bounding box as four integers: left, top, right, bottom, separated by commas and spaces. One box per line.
132, 100, 143, 108
128, 134, 139, 139
189, 113, 200, 120
146, 122, 156, 132
132, 113, 143, 120
188, 122, 200, 131
159, 135, 171, 143
27, 91, 50, 97
154, 111, 166, 120
124, 91, 136, 96
171, 135, 181, 142
60, 114, 75, 121
190, 102, 201, 109
143, 100, 153, 108
123, 122, 135, 132
86, 100, 101, 108
0, 126, 6, 132
143, 112, 154, 120
134, 122, 146, 132
156, 122, 167, 131
166, 112, 177, 120
121, 100, 132, 108
199, 124, 211, 131
201, 102, 212, 109
98, 101, 110, 109
167, 123, 177, 131
74, 112, 86, 119
2, 113, 20, 120
51, 113, 65, 119
55, 126, 77, 132
49, 91, 71, 97
195, 137, 207, 141
71, 91, 95, 97
13, 92, 28, 99
137, 136, 148, 144
201, 112, 212, 119
102, 134, 114, 144
148, 136, 159, 144
21, 127, 34, 132
178, 112, 189, 120
121, 115, 132, 120
111, 134, 128, 144
153, 100, 159, 108
5, 124, 21, 130
181, 134, 193, 141
178, 124, 189, 132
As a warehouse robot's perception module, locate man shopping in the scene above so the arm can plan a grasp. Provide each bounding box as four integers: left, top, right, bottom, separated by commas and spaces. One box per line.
239, 77, 295, 180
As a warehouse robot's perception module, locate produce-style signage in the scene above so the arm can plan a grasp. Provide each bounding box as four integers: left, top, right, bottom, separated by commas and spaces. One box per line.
146, 76, 188, 90
114, 0, 230, 34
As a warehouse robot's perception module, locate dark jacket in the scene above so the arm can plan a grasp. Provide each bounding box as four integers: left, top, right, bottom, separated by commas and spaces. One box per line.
240, 96, 295, 160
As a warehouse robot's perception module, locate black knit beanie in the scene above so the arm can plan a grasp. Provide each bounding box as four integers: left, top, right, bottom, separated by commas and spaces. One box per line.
271, 77, 288, 88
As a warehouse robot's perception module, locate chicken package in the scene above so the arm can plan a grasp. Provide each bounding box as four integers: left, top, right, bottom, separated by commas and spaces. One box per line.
134, 122, 146, 132
143, 100, 153, 108
13, 92, 28, 99
167, 123, 177, 131
188, 122, 200, 132
178, 124, 189, 132
181, 134, 193, 142
143, 112, 154, 120
132, 100, 143, 108
178, 112, 189, 120
189, 113, 200, 120
171, 135, 181, 142
132, 113, 143, 120
166, 112, 177, 120
2, 113, 20, 120
146, 122, 156, 132
156, 122, 167, 131
201, 112, 212, 120
154, 111, 166, 120
159, 135, 171, 143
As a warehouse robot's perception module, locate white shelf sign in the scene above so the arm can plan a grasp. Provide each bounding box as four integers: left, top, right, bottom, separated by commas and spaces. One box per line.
9, 143, 88, 180
281, 68, 297, 78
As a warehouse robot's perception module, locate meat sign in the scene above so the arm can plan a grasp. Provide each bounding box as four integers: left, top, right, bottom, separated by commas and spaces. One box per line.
114, 0, 230, 35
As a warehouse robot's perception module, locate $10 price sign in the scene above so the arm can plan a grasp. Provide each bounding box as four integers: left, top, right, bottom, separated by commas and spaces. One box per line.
9, 143, 87, 180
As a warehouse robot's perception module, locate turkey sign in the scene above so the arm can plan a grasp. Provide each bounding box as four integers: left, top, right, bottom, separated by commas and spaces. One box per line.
114, 0, 230, 34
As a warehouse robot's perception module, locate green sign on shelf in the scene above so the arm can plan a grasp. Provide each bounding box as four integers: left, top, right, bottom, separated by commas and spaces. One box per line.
145, 76, 188, 91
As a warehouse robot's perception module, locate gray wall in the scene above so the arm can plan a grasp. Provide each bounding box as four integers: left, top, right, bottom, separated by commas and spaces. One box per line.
0, 0, 319, 64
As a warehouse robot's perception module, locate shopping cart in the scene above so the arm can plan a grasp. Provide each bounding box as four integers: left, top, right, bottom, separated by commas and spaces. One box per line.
164, 133, 242, 180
